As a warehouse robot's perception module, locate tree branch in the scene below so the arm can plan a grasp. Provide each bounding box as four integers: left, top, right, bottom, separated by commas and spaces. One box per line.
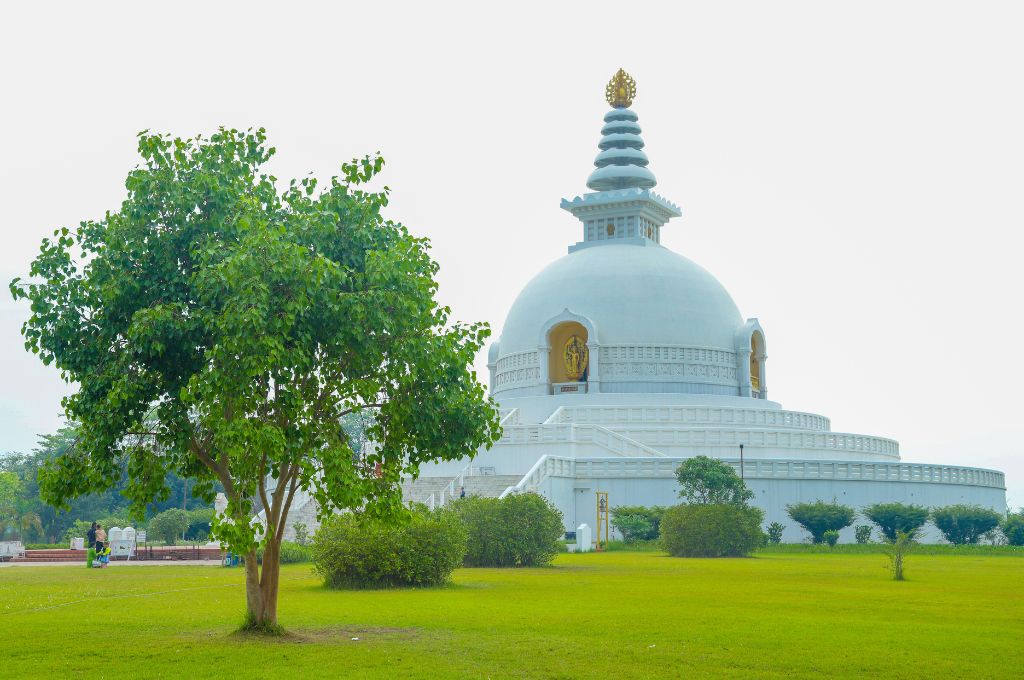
276, 474, 300, 544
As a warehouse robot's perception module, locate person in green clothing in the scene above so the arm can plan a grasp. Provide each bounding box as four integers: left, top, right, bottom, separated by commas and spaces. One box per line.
86, 521, 97, 568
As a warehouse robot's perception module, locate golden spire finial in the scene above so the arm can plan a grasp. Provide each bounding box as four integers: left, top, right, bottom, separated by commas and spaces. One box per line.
605, 68, 637, 108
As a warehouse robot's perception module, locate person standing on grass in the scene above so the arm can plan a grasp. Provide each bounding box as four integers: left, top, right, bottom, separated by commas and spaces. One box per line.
86, 522, 97, 568
460, 486, 466, 499
94, 524, 109, 568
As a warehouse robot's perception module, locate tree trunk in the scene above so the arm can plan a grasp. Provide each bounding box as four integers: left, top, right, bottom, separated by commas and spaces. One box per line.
243, 535, 282, 630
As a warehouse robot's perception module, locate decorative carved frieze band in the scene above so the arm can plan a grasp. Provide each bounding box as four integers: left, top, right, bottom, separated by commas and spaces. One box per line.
599, 345, 737, 384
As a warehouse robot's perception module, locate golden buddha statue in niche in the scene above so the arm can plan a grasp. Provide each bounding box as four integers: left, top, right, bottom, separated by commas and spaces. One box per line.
563, 335, 589, 381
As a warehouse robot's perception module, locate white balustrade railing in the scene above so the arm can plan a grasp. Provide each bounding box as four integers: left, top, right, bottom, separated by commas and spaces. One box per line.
608, 427, 899, 457
498, 408, 521, 426
500, 455, 1005, 498
572, 457, 1006, 488
496, 423, 898, 458
553, 405, 831, 432
496, 423, 665, 457
499, 455, 577, 498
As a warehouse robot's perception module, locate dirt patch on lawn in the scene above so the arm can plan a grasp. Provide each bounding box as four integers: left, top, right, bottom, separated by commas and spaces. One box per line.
226, 625, 423, 645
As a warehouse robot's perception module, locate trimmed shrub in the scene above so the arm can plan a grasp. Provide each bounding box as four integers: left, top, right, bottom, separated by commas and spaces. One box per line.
766, 522, 785, 545
312, 509, 467, 589
148, 508, 189, 545
786, 500, 855, 544
1002, 511, 1024, 546
862, 502, 929, 542
823, 529, 840, 547
855, 525, 873, 544
602, 539, 662, 552
453, 492, 564, 567
610, 505, 665, 543
660, 503, 764, 558
932, 505, 1001, 545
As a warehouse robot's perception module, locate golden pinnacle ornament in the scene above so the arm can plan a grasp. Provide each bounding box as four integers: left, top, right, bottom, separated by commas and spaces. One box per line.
605, 68, 636, 108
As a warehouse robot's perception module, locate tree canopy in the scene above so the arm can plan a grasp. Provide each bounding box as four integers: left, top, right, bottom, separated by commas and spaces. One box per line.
931, 505, 1001, 545
862, 502, 930, 542
11, 128, 501, 628
786, 500, 855, 544
675, 455, 754, 506
1, 425, 216, 544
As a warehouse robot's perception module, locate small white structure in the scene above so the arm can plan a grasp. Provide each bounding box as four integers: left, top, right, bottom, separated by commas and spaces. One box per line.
0, 541, 26, 561
70, 537, 85, 550
109, 526, 136, 558
576, 524, 593, 553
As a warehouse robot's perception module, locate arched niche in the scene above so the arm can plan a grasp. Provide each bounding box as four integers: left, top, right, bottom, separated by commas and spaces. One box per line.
537, 309, 599, 395
736, 318, 767, 399
750, 330, 765, 395
548, 321, 589, 384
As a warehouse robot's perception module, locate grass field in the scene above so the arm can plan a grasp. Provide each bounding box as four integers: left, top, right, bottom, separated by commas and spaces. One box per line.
2, 551, 1022, 679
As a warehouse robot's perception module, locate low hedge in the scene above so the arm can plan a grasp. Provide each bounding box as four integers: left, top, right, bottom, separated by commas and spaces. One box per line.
452, 492, 564, 567
660, 503, 764, 557
254, 540, 311, 564
312, 509, 466, 589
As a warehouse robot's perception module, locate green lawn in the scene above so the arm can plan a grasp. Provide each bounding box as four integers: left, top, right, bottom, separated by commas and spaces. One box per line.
1, 551, 1021, 679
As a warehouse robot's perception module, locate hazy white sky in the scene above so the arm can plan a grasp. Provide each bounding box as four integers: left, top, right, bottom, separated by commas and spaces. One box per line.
1, 1, 1021, 506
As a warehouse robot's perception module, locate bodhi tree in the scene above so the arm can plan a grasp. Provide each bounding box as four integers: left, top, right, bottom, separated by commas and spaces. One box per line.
11, 128, 501, 630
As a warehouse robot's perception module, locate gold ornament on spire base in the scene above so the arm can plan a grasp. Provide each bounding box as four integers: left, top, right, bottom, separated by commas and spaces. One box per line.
605, 68, 637, 108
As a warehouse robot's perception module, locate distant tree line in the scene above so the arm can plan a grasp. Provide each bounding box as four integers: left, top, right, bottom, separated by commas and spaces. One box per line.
0, 425, 218, 544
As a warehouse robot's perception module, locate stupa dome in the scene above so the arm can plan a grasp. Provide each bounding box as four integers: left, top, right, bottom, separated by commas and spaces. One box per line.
488, 69, 765, 401
496, 243, 744, 357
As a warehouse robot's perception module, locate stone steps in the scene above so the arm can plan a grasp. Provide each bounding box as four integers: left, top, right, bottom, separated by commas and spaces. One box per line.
460, 475, 523, 498
401, 474, 524, 504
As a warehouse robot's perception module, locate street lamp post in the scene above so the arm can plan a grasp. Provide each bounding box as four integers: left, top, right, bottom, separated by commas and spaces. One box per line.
739, 443, 745, 481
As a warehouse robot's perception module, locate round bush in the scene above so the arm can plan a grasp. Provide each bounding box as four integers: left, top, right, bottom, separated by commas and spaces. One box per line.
453, 492, 564, 567
660, 503, 764, 557
932, 505, 1001, 545
312, 509, 466, 589
1003, 511, 1024, 546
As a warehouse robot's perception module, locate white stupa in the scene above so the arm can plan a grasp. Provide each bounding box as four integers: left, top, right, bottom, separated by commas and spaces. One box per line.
283, 70, 1006, 543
